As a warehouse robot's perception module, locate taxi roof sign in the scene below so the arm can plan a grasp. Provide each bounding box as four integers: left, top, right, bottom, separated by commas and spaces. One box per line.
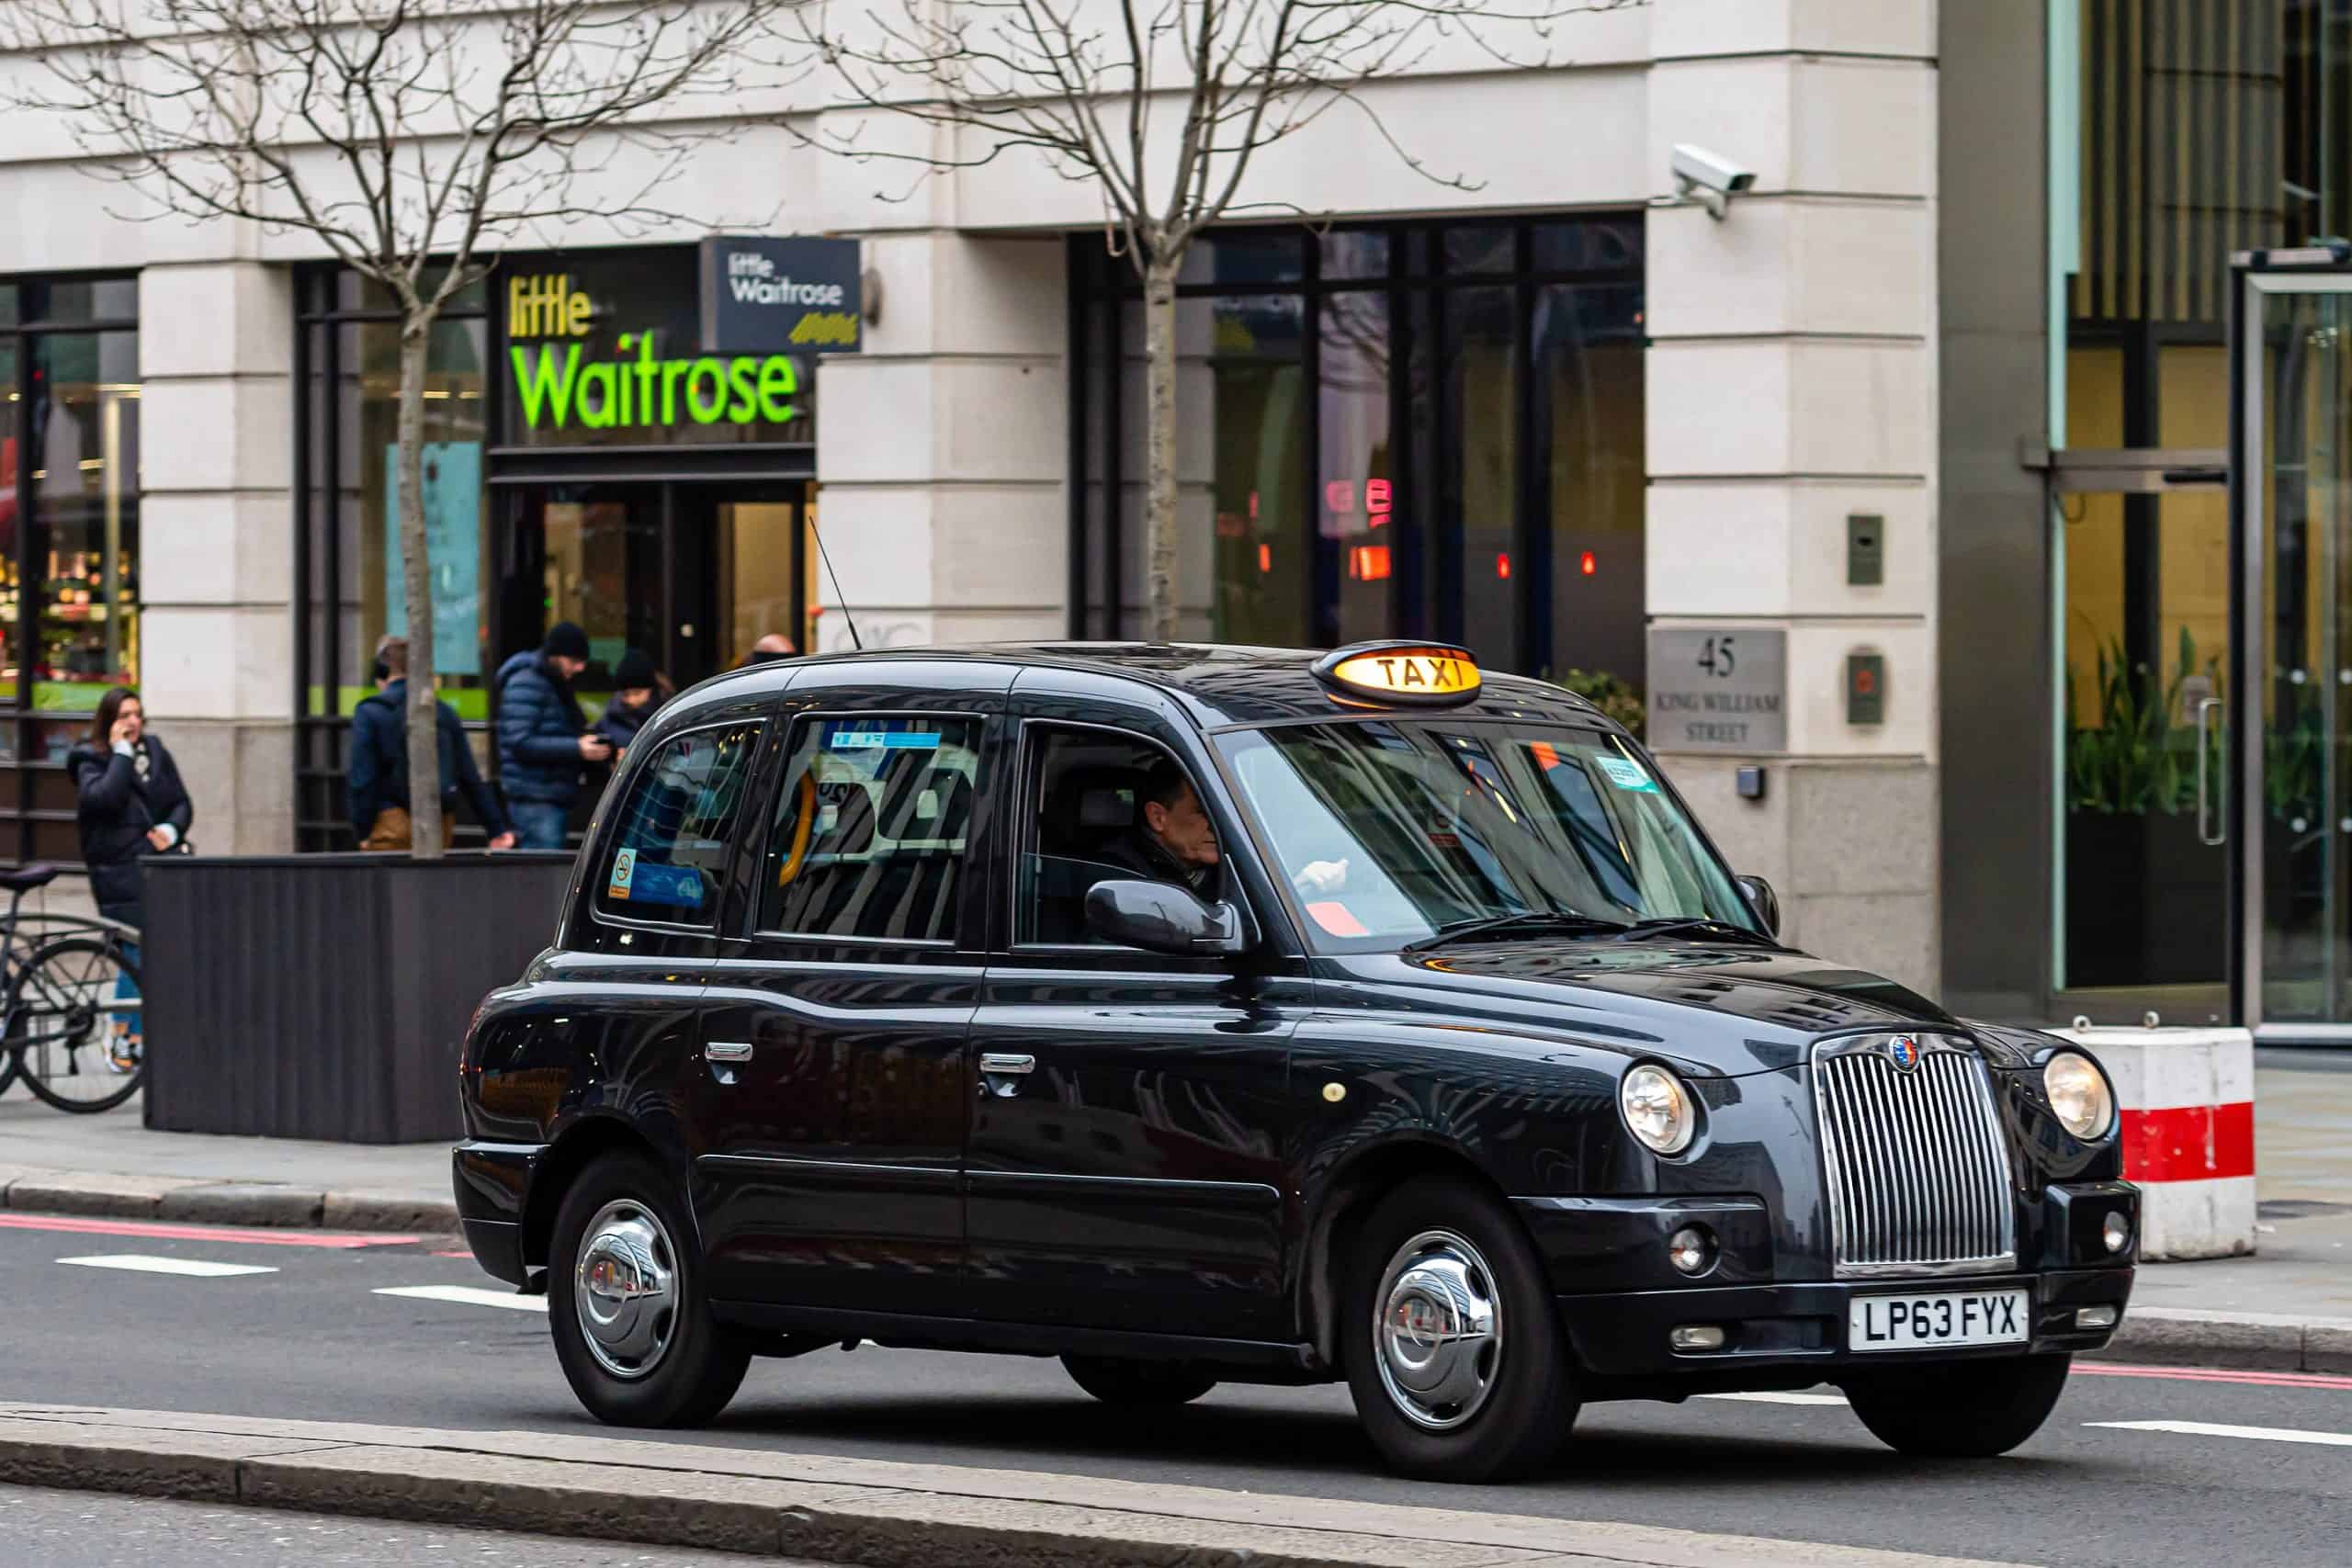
1311, 641, 1482, 707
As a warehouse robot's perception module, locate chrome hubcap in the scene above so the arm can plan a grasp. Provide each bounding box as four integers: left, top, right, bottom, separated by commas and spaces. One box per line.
1374, 1229, 1501, 1430
573, 1200, 678, 1380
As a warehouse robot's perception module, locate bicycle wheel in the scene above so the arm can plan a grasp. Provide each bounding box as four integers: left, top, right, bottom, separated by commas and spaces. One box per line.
7, 935, 142, 1113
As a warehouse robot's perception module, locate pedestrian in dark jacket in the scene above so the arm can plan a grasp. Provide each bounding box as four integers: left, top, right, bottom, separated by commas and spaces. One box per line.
590, 649, 665, 760
495, 622, 610, 850
66, 687, 193, 931
349, 637, 517, 852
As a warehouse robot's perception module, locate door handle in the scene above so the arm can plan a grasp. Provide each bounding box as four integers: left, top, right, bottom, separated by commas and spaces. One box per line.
2195, 695, 2225, 847
978, 1053, 1035, 1076
705, 1041, 754, 1063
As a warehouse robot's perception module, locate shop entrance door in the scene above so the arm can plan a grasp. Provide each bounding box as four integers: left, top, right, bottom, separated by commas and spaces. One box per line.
2236, 254, 2352, 1042
505, 481, 808, 691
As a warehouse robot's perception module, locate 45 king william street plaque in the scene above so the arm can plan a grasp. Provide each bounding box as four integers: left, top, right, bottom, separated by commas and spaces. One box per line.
1645, 628, 1788, 753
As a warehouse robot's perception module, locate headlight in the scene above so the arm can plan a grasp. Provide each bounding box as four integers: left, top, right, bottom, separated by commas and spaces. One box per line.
1621, 1063, 1696, 1155
2044, 1051, 2115, 1141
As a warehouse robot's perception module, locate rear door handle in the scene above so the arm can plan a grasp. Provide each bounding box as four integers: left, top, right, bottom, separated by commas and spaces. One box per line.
705, 1041, 754, 1063
978, 1053, 1035, 1076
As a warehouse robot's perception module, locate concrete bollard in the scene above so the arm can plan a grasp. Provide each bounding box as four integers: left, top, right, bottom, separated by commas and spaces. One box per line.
2051, 1024, 2256, 1261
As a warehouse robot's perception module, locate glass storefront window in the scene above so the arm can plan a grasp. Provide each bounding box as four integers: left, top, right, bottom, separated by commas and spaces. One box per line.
1074, 216, 1646, 694
344, 315, 490, 715
29, 332, 141, 721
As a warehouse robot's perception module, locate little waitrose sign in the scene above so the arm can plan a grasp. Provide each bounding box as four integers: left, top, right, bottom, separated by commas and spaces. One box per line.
505, 270, 801, 434
698, 236, 863, 354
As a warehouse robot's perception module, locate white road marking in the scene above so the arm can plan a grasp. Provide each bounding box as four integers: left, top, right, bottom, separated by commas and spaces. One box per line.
374, 1284, 548, 1313
59, 1255, 277, 1279
1696, 1391, 1849, 1406
2088, 1419, 2352, 1449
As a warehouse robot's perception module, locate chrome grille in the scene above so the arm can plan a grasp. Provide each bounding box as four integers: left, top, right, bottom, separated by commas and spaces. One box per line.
1813, 1037, 2017, 1279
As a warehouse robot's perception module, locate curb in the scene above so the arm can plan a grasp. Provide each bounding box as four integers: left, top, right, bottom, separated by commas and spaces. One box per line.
2092, 1304, 2352, 1376
0, 1403, 2023, 1568
0, 1166, 456, 1235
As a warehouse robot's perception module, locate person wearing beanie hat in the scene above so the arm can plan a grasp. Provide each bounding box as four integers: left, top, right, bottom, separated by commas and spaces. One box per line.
591, 648, 666, 760
493, 620, 612, 849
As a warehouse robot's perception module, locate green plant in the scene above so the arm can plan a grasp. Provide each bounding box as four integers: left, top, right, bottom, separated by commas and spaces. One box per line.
2064, 627, 2220, 816
1555, 668, 1645, 738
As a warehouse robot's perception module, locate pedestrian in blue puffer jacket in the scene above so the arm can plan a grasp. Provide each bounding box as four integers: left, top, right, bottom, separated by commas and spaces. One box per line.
494, 622, 610, 850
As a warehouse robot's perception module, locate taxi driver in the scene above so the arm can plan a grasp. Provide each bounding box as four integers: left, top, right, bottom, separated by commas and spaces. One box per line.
1109, 760, 1348, 904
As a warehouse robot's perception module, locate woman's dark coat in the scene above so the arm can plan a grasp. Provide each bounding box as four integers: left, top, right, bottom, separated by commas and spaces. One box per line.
67, 736, 194, 922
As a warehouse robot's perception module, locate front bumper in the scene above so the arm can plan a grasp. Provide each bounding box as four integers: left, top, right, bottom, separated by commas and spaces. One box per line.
1555, 1267, 2135, 1379
453, 1140, 544, 1287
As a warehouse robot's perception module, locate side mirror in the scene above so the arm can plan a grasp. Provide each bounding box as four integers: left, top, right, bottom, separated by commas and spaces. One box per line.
1736, 874, 1781, 938
1084, 878, 1251, 956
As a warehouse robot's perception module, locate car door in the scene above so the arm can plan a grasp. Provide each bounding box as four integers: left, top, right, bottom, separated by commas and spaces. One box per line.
691, 659, 1012, 1321
965, 674, 1314, 1343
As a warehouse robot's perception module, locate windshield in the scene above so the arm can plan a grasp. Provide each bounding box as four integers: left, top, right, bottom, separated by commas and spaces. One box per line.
1215, 719, 1755, 952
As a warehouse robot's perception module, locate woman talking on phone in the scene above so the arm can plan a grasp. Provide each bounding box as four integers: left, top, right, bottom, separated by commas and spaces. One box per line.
67, 687, 195, 935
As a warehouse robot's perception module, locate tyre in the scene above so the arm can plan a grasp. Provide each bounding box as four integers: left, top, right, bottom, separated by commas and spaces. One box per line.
1341, 1179, 1577, 1482
547, 1150, 751, 1427
1061, 1355, 1217, 1406
1841, 1353, 2072, 1458
7, 936, 142, 1114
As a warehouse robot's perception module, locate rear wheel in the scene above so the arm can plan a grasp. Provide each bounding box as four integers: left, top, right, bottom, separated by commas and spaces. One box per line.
548, 1150, 750, 1427
1061, 1355, 1217, 1406
7, 936, 142, 1113
1341, 1179, 1577, 1483
1842, 1353, 2072, 1457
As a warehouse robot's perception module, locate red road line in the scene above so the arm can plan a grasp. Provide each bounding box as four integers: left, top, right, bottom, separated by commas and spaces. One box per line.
0, 1213, 418, 1248
2079, 1362, 2352, 1392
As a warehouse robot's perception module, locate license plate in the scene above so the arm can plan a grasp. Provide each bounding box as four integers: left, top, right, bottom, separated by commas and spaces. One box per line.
1849, 1289, 2029, 1351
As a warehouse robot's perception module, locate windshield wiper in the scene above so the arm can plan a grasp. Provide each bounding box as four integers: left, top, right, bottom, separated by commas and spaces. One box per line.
1616, 917, 1781, 949
1403, 911, 1630, 952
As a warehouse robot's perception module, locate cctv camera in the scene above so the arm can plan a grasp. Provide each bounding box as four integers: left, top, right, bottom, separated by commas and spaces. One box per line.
1670, 144, 1757, 220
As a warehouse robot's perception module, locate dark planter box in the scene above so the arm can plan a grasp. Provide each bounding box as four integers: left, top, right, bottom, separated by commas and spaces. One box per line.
142, 852, 576, 1143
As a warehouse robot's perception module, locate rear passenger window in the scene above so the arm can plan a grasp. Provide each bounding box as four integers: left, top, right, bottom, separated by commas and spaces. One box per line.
762, 716, 983, 942
595, 723, 763, 926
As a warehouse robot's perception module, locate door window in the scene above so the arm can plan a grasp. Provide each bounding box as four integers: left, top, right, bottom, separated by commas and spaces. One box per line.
594, 722, 763, 926
1016, 728, 1221, 947
762, 716, 982, 942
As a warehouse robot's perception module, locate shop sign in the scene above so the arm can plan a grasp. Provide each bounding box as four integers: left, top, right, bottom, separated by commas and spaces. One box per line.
698, 236, 862, 355
1646, 628, 1787, 753
507, 269, 802, 435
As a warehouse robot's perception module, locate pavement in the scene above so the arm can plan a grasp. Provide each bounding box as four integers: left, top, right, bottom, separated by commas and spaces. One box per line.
0, 1215, 2346, 1565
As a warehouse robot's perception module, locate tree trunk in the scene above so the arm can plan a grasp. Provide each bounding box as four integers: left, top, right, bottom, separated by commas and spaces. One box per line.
395, 313, 446, 860
1141, 256, 1182, 644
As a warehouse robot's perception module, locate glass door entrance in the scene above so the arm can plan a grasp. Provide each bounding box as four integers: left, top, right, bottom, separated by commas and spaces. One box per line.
2240, 259, 2352, 1039
505, 480, 809, 693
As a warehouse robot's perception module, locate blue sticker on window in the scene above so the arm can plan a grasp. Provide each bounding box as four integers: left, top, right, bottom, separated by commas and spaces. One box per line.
624, 863, 706, 909
829, 729, 943, 750
1596, 755, 1659, 793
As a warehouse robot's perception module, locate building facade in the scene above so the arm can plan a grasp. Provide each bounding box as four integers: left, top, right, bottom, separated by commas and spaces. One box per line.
3, 1, 2337, 1033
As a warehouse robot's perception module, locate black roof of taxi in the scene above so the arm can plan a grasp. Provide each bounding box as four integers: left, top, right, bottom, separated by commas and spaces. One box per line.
687, 642, 1610, 730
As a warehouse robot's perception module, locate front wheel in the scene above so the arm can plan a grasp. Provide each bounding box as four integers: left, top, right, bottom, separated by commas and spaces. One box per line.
7, 935, 142, 1113
1842, 1352, 2072, 1458
1341, 1179, 1577, 1483
547, 1150, 751, 1427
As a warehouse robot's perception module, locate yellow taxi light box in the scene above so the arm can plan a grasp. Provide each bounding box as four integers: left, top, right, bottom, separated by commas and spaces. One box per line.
1312, 642, 1482, 706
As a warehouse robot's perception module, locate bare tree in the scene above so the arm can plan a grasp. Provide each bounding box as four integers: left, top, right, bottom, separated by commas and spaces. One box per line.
4, 0, 794, 855
795, 0, 1645, 642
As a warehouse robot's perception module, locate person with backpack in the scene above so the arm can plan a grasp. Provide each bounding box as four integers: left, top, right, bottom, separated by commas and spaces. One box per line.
495, 621, 610, 851
348, 637, 515, 851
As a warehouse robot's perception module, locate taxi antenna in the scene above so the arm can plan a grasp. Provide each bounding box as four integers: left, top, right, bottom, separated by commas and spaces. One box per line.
808, 507, 863, 650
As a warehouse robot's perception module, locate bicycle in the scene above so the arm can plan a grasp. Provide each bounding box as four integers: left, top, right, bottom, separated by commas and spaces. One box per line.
0, 864, 143, 1114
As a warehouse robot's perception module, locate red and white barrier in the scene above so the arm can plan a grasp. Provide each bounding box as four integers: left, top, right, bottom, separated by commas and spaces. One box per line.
2052, 1025, 2256, 1261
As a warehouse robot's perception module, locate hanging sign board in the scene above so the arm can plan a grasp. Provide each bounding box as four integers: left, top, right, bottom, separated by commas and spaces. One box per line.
1646, 628, 1788, 753
698, 236, 863, 355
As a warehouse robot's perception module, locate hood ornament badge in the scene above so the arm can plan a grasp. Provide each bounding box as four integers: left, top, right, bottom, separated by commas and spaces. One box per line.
1885, 1034, 1923, 1072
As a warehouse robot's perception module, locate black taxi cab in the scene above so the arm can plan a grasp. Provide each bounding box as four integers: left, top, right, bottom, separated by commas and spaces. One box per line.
453, 640, 2138, 1483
